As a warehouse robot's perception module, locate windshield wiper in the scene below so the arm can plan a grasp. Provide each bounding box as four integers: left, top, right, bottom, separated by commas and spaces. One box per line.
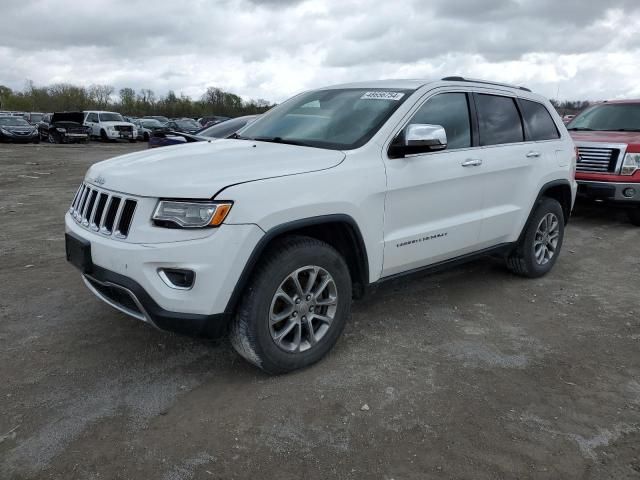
613, 128, 640, 132
250, 136, 313, 147
567, 127, 593, 131
228, 132, 251, 140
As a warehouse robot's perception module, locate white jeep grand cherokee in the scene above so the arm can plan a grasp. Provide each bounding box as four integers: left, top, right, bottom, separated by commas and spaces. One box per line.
65, 77, 577, 373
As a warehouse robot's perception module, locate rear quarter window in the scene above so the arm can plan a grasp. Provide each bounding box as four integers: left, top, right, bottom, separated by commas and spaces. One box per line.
520, 99, 560, 141
475, 94, 524, 146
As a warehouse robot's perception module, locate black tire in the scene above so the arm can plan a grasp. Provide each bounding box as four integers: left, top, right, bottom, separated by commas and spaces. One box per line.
100, 129, 109, 142
230, 235, 352, 374
628, 208, 640, 226
129, 139, 136, 143
48, 131, 59, 144
506, 197, 565, 278
143, 132, 149, 141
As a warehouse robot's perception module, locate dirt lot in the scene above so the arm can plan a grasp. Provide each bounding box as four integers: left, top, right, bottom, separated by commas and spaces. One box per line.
1, 142, 639, 479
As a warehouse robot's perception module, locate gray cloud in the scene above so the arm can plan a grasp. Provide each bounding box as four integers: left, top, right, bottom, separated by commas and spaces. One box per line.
0, 0, 639, 102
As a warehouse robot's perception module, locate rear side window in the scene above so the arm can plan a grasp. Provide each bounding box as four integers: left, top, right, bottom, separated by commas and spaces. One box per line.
520, 99, 560, 141
409, 93, 471, 149
476, 94, 524, 146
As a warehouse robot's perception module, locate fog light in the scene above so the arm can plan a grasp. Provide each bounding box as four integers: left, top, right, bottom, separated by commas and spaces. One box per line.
158, 268, 195, 290
623, 188, 636, 198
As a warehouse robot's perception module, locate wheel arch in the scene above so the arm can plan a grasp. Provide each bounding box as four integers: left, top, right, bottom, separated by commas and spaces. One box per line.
224, 214, 369, 315
517, 179, 573, 244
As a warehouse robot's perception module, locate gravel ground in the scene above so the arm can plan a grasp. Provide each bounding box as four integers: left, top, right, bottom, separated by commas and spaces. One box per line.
1, 142, 639, 479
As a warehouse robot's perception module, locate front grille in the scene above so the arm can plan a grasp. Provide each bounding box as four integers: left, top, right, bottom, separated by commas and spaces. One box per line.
69, 182, 138, 238
576, 146, 619, 173
114, 125, 133, 132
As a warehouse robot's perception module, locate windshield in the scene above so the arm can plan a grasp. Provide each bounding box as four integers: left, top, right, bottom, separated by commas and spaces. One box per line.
140, 119, 163, 128
567, 103, 640, 132
29, 114, 43, 123
99, 112, 124, 122
0, 117, 30, 126
239, 88, 413, 149
200, 116, 256, 138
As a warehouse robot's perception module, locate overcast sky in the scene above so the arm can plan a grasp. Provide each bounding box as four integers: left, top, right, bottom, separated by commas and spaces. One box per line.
1, 0, 639, 103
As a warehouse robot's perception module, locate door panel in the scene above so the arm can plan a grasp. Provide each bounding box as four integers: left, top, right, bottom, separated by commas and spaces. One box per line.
382, 150, 485, 276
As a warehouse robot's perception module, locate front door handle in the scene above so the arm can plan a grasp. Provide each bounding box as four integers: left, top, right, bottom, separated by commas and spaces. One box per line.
461, 159, 482, 167
526, 151, 541, 158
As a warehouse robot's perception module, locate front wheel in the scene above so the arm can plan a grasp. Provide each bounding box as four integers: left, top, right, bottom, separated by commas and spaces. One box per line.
230, 236, 352, 374
506, 197, 565, 278
628, 208, 640, 226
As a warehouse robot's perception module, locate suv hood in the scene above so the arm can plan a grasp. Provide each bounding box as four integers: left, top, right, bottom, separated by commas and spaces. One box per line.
570, 130, 640, 145
52, 111, 84, 124
85, 139, 346, 198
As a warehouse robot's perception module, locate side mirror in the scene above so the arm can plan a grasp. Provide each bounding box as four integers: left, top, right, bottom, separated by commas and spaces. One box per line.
389, 124, 448, 158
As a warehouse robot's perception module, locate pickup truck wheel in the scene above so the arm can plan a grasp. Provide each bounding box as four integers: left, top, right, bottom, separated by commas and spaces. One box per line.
230, 235, 352, 374
506, 197, 564, 278
628, 208, 640, 226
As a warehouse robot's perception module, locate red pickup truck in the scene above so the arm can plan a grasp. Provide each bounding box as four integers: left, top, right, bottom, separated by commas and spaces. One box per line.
568, 99, 640, 225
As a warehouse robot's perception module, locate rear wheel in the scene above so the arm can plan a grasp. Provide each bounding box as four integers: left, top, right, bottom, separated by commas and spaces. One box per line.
506, 197, 565, 278
628, 208, 640, 226
230, 236, 352, 374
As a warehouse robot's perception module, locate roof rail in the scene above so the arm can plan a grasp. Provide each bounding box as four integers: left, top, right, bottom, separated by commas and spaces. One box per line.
441, 76, 532, 92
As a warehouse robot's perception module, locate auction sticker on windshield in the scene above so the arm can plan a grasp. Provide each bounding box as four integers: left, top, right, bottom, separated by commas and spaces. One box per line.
361, 91, 405, 101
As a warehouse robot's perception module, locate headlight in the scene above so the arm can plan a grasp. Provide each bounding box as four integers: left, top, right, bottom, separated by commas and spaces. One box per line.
56, 127, 66, 133
0, 128, 9, 134
621, 153, 640, 175
152, 200, 233, 228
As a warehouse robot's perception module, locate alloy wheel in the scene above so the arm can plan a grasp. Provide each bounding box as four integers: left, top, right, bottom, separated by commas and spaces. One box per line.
269, 265, 338, 353
534, 212, 560, 265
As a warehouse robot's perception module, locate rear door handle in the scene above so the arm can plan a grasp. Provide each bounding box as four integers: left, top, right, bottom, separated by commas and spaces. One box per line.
526, 151, 541, 158
461, 159, 482, 167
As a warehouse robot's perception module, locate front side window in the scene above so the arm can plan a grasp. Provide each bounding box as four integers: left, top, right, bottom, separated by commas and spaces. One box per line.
408, 93, 471, 149
476, 94, 524, 146
520, 99, 560, 141
239, 88, 413, 150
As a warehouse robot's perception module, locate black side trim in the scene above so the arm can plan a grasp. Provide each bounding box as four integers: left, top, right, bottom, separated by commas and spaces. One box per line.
375, 243, 515, 284
224, 214, 369, 314
89, 265, 229, 338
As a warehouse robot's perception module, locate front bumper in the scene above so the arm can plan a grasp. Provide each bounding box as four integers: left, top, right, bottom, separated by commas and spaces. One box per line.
105, 129, 136, 140
65, 213, 263, 336
0, 131, 38, 142
577, 180, 640, 204
82, 262, 228, 337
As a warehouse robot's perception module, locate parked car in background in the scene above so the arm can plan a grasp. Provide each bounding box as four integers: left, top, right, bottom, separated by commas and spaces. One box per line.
568, 99, 640, 225
164, 118, 202, 134
84, 111, 137, 142
38, 112, 89, 144
148, 115, 258, 148
66, 77, 576, 373
133, 118, 165, 141
562, 114, 575, 124
142, 115, 170, 124
198, 115, 229, 127
24, 112, 44, 125
0, 115, 39, 143
197, 115, 258, 138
